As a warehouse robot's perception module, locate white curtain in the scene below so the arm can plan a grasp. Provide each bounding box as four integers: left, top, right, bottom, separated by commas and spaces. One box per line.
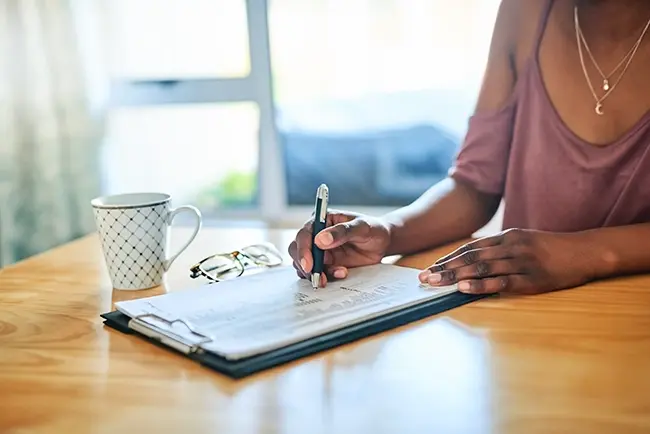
0, 0, 105, 266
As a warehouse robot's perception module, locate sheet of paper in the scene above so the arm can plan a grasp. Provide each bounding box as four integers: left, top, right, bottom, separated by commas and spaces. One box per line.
115, 263, 457, 360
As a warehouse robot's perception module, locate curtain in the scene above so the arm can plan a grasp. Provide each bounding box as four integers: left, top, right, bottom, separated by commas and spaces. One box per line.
0, 0, 104, 267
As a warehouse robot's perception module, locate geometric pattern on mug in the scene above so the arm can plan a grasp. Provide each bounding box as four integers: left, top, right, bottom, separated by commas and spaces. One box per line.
93, 203, 168, 289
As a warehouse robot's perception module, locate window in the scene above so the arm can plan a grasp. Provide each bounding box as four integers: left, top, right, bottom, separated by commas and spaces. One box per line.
104, 0, 279, 221
105, 0, 500, 223
268, 0, 500, 206
108, 0, 251, 79
104, 103, 260, 215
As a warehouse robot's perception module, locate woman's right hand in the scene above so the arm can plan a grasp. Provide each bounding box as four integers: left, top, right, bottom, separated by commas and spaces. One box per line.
288, 210, 393, 286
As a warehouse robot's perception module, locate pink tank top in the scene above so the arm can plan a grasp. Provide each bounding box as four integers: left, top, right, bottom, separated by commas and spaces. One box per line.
449, 0, 650, 232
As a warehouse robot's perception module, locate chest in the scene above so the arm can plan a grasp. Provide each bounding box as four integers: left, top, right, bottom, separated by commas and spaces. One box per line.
537, 4, 650, 146
506, 118, 650, 228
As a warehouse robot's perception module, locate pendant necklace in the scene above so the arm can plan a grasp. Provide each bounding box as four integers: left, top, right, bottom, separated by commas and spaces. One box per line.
574, 6, 650, 115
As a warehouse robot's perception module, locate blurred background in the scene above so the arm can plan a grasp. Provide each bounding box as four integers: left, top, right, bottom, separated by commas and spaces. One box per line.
0, 0, 501, 267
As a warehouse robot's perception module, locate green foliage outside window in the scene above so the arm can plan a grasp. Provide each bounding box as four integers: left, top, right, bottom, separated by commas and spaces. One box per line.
194, 170, 257, 211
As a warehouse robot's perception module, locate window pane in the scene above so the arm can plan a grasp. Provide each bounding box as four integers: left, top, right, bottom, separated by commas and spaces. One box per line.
269, 0, 501, 206
103, 103, 259, 216
107, 0, 250, 79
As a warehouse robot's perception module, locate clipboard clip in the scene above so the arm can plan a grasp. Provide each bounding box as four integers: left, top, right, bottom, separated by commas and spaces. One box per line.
128, 313, 213, 355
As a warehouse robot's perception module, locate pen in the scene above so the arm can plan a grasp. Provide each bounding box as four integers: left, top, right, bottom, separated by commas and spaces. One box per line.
311, 183, 329, 289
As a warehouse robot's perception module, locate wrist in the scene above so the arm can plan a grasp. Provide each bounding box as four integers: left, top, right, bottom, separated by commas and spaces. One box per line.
378, 214, 404, 256
572, 230, 620, 281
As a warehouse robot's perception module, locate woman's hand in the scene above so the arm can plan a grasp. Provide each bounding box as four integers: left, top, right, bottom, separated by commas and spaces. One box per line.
288, 210, 392, 285
418, 228, 597, 295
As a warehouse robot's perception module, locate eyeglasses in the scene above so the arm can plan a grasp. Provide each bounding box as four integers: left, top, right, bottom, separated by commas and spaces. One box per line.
189, 242, 284, 282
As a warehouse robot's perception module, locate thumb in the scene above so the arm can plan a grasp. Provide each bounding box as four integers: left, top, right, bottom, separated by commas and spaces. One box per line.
315, 219, 368, 249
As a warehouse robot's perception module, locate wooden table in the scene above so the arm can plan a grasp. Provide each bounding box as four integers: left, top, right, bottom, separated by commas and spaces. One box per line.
2, 227, 650, 434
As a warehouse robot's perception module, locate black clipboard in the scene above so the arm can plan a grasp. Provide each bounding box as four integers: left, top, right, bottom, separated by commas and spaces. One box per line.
101, 291, 488, 379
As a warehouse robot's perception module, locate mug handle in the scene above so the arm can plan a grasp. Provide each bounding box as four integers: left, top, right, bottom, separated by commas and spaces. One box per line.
164, 205, 202, 271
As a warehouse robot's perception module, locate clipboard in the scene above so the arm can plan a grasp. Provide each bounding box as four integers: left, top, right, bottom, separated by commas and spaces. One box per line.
101, 291, 489, 379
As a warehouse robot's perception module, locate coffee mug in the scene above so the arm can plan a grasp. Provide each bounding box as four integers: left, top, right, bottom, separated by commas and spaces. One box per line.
91, 192, 202, 290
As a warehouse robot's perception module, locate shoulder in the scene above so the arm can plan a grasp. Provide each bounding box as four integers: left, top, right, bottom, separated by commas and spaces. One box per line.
474, 0, 553, 112
497, 0, 554, 74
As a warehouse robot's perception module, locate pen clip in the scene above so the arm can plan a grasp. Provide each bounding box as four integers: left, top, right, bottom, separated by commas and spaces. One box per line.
316, 184, 329, 223
319, 198, 327, 223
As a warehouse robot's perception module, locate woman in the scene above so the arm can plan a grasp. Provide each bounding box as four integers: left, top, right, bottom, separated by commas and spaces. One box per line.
288, 0, 650, 295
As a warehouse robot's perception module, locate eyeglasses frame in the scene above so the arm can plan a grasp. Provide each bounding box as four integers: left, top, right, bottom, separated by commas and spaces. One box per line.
189, 243, 283, 283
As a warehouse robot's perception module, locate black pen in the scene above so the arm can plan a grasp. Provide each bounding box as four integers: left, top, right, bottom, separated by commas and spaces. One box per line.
311, 183, 329, 289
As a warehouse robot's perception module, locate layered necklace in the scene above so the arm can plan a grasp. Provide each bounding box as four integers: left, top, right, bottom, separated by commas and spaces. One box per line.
574, 5, 650, 115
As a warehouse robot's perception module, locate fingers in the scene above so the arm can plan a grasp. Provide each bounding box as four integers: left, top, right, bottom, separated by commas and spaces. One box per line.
419, 245, 511, 283
424, 258, 524, 286
314, 218, 370, 250
289, 211, 364, 282
326, 265, 348, 280
291, 261, 348, 285
432, 234, 505, 266
292, 258, 308, 279
317, 266, 348, 287
290, 237, 345, 283
417, 234, 535, 294
420, 245, 512, 280
290, 212, 361, 272
456, 275, 532, 294
423, 258, 534, 295
416, 230, 541, 294
291, 224, 314, 273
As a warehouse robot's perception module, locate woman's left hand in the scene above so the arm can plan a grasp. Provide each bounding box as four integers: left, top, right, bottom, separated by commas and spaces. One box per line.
418, 228, 597, 295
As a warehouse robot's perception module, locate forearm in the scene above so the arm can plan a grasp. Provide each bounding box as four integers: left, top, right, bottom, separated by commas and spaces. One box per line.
376, 0, 518, 257
578, 223, 650, 280
381, 177, 501, 256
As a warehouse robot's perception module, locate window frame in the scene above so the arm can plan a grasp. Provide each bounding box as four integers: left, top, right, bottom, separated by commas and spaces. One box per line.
109, 0, 398, 227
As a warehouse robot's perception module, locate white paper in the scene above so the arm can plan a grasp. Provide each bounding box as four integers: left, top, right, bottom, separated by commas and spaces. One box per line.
115, 263, 457, 360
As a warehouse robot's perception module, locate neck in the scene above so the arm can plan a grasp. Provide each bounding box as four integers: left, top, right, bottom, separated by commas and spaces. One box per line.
576, 0, 650, 41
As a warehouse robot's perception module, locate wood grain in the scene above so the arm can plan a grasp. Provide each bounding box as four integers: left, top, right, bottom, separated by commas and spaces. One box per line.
1, 227, 650, 434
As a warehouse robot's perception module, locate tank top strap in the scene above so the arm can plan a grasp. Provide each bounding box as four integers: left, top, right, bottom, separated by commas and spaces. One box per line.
531, 0, 556, 56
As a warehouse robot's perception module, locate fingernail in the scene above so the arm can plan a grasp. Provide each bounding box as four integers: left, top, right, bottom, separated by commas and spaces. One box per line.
317, 232, 333, 246
333, 268, 346, 279
418, 269, 431, 282
458, 281, 471, 292
300, 258, 308, 272
427, 273, 442, 285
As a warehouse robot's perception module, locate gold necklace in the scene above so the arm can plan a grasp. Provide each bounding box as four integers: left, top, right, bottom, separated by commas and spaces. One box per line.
577, 22, 642, 92
574, 6, 650, 115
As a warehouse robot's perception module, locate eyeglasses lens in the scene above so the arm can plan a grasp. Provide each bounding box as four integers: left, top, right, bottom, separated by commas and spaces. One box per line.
199, 254, 244, 280
240, 244, 283, 266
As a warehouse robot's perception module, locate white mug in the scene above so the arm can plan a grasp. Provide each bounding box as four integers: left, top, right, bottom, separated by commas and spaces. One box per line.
91, 192, 202, 290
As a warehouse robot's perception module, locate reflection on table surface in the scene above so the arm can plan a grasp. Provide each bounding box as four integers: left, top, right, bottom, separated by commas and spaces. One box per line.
1, 227, 650, 434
